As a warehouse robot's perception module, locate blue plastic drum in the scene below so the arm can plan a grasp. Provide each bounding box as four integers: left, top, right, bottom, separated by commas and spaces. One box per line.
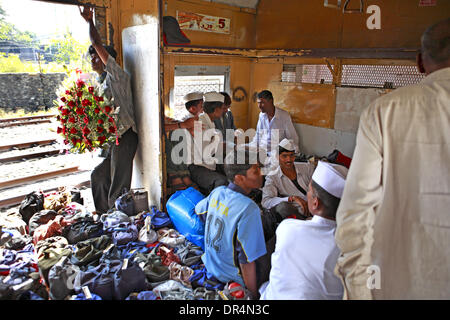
166, 187, 206, 249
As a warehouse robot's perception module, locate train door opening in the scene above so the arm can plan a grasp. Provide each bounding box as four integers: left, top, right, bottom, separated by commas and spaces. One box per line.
169, 65, 230, 120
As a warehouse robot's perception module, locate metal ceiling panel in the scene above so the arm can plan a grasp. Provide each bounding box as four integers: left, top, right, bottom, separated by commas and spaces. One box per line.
202, 0, 259, 9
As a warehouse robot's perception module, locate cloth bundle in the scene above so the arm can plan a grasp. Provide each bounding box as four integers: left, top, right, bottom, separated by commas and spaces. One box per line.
43, 190, 72, 212
33, 216, 70, 245
73, 258, 148, 300
62, 220, 104, 244
19, 191, 44, 224
48, 255, 80, 300
70, 235, 112, 266
35, 236, 72, 285
157, 228, 186, 248
2, 187, 222, 300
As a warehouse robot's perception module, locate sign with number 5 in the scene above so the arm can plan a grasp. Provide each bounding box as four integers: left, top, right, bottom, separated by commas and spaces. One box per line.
177, 11, 230, 34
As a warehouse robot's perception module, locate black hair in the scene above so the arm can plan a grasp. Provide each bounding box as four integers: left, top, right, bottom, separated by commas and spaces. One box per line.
278, 146, 295, 155
224, 148, 260, 183
257, 90, 273, 101
88, 45, 118, 60
185, 99, 202, 111
311, 180, 341, 219
203, 101, 223, 114
220, 92, 232, 106
421, 18, 450, 64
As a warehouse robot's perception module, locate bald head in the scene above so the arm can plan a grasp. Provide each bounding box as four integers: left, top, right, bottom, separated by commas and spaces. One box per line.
419, 18, 450, 74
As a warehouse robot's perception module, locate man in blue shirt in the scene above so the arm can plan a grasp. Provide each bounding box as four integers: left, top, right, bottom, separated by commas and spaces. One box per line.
195, 148, 267, 299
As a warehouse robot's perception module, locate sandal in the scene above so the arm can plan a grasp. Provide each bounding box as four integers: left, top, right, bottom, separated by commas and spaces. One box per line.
169, 261, 194, 287
194, 287, 222, 300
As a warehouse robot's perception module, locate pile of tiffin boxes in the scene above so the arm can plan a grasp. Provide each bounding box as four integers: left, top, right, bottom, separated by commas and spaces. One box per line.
0, 187, 248, 300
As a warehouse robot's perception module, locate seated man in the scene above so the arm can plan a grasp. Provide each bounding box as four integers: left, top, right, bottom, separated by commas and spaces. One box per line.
195, 148, 267, 299
188, 92, 229, 195
214, 92, 236, 136
259, 161, 348, 300
261, 138, 316, 234
164, 91, 204, 136
164, 92, 204, 193
249, 90, 300, 170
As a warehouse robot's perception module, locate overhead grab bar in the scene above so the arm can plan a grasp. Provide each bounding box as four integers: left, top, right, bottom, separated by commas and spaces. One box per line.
324, 0, 342, 9
343, 0, 364, 13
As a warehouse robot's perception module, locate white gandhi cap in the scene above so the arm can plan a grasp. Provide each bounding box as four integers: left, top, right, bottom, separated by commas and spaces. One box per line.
312, 161, 348, 198
183, 92, 203, 103
204, 91, 225, 103
279, 138, 296, 152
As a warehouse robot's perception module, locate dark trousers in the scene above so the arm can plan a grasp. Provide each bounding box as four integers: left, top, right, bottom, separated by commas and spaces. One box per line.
91, 128, 138, 213
255, 234, 276, 290
188, 164, 228, 195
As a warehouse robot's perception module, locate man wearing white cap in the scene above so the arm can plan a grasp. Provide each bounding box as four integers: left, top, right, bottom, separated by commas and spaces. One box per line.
262, 139, 316, 227
188, 91, 229, 195
164, 91, 204, 136
259, 161, 348, 300
164, 92, 204, 192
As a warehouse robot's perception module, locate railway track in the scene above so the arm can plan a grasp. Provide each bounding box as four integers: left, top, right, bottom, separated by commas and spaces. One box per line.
0, 114, 97, 211
0, 138, 57, 152
0, 114, 56, 128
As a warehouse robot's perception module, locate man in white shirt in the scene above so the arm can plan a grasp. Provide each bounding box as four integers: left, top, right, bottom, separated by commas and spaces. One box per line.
259, 161, 348, 300
259, 139, 316, 243
250, 90, 300, 164
165, 92, 204, 192
188, 92, 228, 195
262, 138, 315, 217
164, 91, 203, 136
335, 18, 450, 299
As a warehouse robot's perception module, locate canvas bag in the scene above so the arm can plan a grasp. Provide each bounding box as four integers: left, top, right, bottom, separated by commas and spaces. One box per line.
70, 235, 112, 267
48, 255, 80, 300
114, 189, 135, 216
148, 206, 173, 230
133, 249, 169, 283
28, 210, 58, 236
35, 236, 72, 285
74, 258, 148, 300
62, 220, 104, 244
19, 191, 44, 224
138, 216, 158, 244
131, 189, 149, 213
110, 222, 138, 246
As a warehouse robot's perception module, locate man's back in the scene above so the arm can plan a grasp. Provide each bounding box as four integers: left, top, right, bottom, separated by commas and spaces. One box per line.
196, 185, 266, 286
336, 67, 450, 299
260, 216, 343, 300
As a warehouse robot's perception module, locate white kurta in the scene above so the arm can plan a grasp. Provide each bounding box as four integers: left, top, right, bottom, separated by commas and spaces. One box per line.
335, 67, 450, 299
260, 215, 343, 300
261, 162, 316, 209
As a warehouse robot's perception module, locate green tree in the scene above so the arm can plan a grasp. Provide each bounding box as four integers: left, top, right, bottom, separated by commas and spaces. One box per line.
0, 3, 38, 46
45, 30, 90, 67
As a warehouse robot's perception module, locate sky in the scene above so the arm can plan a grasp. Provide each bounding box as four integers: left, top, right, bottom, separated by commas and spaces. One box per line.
1, 0, 89, 43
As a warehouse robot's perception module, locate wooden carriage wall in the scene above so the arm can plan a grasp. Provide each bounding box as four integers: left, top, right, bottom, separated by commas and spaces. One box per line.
37, 0, 450, 208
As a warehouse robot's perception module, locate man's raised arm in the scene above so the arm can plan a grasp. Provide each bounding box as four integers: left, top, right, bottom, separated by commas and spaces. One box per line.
79, 5, 109, 65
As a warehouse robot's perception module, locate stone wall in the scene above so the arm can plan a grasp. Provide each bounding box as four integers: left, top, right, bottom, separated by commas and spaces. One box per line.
0, 73, 67, 111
